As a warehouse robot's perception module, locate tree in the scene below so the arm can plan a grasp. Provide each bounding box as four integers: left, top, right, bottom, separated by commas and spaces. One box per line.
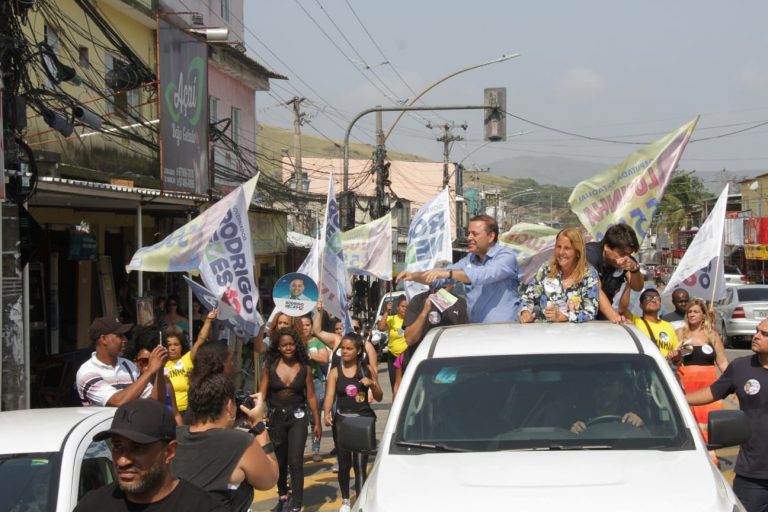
655, 169, 715, 236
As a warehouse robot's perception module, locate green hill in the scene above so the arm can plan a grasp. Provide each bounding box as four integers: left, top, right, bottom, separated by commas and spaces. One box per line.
255, 123, 429, 178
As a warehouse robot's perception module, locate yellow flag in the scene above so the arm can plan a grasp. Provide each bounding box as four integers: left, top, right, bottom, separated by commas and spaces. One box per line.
568, 117, 699, 240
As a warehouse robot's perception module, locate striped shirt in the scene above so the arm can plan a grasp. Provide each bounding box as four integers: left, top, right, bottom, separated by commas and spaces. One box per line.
76, 353, 152, 406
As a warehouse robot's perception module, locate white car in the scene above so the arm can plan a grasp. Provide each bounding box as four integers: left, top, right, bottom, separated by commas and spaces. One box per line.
343, 322, 749, 512
0, 407, 117, 511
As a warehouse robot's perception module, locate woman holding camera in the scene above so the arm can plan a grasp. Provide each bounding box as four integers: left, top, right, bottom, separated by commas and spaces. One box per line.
173, 342, 278, 511
259, 328, 321, 512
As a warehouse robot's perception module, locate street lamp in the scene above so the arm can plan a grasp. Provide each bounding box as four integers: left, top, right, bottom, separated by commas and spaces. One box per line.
383, 53, 521, 142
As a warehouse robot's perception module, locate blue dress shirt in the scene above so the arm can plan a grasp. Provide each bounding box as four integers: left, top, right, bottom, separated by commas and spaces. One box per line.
449, 243, 520, 323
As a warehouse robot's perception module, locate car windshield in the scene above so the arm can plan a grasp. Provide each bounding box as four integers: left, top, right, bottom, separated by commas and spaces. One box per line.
724, 265, 742, 274
393, 354, 692, 453
0, 452, 60, 511
737, 288, 768, 302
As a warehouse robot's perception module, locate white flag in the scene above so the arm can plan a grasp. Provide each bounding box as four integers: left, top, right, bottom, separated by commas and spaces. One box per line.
663, 186, 728, 301
319, 172, 353, 333
403, 188, 453, 299
198, 177, 261, 336
341, 214, 393, 280
126, 175, 259, 273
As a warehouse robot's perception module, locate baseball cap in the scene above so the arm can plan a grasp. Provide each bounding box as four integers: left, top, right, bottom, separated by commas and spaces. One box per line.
89, 317, 133, 343
94, 399, 176, 444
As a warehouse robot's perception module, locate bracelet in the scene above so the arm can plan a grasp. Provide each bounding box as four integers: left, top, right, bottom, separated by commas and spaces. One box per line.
448, 270, 453, 280
260, 442, 275, 455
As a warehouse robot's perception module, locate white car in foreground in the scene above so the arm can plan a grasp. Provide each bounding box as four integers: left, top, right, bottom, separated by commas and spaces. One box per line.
343, 322, 749, 512
0, 407, 116, 511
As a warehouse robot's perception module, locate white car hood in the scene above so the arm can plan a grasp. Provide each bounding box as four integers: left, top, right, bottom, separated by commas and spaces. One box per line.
358, 450, 736, 512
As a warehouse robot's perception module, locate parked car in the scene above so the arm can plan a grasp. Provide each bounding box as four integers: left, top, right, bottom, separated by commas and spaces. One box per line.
31, 348, 92, 408
714, 284, 768, 347
343, 322, 749, 512
0, 407, 117, 511
723, 265, 749, 287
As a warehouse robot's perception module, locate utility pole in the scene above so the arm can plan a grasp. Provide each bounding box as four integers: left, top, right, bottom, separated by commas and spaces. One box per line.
287, 97, 305, 191
373, 108, 389, 219
429, 122, 466, 188
455, 163, 465, 240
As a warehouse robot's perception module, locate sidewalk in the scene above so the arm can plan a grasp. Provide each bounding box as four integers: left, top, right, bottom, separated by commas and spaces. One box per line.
251, 362, 393, 511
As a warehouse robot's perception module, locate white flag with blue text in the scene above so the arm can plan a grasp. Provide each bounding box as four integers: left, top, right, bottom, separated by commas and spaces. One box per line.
197, 177, 262, 336
403, 188, 453, 299
663, 186, 728, 301
319, 172, 353, 333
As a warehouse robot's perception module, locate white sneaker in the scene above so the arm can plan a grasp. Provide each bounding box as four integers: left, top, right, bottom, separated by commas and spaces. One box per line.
339, 498, 351, 512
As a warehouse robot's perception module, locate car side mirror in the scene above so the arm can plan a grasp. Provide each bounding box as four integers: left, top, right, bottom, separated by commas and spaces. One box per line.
707, 410, 751, 450
338, 415, 377, 453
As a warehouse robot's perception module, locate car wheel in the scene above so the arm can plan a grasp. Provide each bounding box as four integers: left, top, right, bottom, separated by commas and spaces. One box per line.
721, 324, 733, 348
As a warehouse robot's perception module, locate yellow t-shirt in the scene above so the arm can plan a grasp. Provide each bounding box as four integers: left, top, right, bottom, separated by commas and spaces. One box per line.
387, 315, 407, 356
633, 317, 679, 358
164, 352, 193, 411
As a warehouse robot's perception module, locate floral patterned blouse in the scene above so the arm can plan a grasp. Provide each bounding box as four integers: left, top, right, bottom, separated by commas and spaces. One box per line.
520, 262, 600, 323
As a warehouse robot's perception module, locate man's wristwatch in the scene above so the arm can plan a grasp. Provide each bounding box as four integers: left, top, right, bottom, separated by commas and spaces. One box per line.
248, 421, 267, 436
629, 261, 641, 273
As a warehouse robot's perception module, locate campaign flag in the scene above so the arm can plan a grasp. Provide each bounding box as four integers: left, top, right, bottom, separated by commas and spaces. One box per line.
341, 214, 393, 280
319, 172, 353, 333
403, 188, 453, 299
198, 178, 261, 336
126, 175, 259, 273
297, 235, 321, 283
184, 276, 263, 338
568, 117, 699, 241
264, 236, 321, 330
663, 186, 728, 301
499, 223, 559, 283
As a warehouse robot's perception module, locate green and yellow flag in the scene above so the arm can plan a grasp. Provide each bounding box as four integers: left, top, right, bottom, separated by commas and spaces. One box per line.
568, 117, 699, 241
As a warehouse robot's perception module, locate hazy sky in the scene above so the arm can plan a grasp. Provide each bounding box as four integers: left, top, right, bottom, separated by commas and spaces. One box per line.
239, 1, 768, 186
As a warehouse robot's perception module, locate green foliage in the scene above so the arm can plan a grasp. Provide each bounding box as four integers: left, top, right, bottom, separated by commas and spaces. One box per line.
656, 170, 715, 233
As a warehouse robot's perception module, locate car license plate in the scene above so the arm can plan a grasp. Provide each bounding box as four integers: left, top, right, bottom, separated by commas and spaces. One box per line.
757, 311, 768, 318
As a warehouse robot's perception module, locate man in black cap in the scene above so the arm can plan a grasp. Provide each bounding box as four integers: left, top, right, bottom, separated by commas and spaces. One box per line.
75, 399, 226, 511
76, 316, 167, 407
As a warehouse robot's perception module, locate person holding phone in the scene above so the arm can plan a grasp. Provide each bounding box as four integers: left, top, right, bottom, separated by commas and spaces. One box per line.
377, 295, 408, 389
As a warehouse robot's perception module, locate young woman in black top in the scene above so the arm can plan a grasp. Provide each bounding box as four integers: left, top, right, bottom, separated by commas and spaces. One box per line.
259, 328, 321, 512
323, 333, 383, 511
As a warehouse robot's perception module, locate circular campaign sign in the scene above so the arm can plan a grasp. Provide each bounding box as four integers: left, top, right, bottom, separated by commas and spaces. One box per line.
273, 272, 318, 317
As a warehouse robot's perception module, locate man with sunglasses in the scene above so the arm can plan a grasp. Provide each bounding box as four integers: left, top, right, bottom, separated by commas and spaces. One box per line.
620, 288, 680, 360
76, 317, 167, 407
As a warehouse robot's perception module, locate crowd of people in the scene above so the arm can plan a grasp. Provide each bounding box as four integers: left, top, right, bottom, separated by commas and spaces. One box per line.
72, 214, 768, 512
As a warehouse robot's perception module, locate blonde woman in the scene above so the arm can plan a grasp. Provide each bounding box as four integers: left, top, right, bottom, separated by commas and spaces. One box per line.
519, 227, 599, 323
675, 299, 728, 452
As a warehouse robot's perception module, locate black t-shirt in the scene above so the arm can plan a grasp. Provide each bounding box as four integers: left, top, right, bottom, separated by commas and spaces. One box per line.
401, 290, 469, 369
74, 479, 227, 512
709, 354, 768, 479
334, 364, 375, 416
585, 242, 634, 320
173, 427, 254, 512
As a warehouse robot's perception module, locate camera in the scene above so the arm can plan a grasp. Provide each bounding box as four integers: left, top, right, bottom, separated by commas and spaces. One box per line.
235, 390, 254, 411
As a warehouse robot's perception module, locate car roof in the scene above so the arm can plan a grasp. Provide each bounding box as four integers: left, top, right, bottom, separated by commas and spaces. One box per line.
418, 322, 648, 360
0, 407, 116, 454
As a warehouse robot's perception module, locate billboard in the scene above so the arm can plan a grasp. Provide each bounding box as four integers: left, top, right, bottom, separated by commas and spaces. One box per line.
158, 19, 208, 194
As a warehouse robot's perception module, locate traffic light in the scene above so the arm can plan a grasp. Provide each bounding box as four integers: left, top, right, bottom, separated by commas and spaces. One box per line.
484, 88, 506, 142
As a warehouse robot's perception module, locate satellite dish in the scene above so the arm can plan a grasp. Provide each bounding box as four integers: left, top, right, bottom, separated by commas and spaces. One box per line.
749, 181, 759, 191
